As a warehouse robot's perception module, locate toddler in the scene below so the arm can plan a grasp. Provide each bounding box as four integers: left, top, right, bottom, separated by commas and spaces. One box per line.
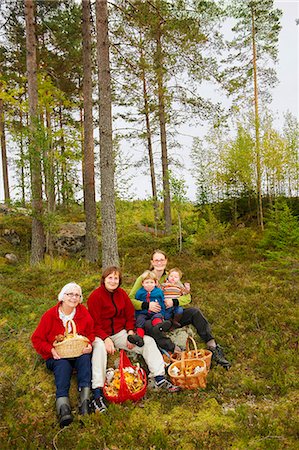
161, 267, 190, 328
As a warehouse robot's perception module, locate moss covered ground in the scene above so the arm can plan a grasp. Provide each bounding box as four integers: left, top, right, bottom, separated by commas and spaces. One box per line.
0, 205, 298, 449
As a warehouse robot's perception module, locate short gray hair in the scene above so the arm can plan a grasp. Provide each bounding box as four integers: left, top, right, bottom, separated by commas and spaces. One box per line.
58, 282, 83, 303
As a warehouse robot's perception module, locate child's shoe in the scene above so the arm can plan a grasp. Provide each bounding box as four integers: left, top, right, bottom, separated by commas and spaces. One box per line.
128, 334, 144, 347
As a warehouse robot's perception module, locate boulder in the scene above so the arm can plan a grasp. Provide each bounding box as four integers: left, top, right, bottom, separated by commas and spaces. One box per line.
5, 253, 18, 264
53, 222, 86, 255
2, 229, 21, 246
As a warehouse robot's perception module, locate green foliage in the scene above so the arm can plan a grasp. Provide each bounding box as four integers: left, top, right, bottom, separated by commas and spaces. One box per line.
259, 200, 299, 253
185, 207, 230, 256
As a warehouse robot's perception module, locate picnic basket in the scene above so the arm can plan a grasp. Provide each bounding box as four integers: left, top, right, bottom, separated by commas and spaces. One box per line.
168, 350, 207, 390
163, 336, 212, 371
103, 350, 147, 404
53, 319, 90, 358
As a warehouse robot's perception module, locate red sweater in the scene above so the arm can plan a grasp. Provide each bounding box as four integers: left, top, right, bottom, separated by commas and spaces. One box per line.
87, 284, 135, 341
31, 303, 95, 360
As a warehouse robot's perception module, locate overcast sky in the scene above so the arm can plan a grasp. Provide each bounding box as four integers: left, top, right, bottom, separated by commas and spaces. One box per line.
0, 0, 298, 202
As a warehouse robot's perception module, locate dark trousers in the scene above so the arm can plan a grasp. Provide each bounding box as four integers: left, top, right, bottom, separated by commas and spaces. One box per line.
46, 353, 92, 398
144, 307, 214, 353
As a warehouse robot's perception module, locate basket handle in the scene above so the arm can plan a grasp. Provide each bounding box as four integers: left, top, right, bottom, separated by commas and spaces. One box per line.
65, 319, 77, 337
186, 335, 198, 355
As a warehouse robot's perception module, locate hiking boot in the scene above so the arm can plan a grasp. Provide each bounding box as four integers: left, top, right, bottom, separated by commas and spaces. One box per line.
91, 396, 107, 413
56, 397, 73, 428
154, 378, 180, 392
153, 320, 172, 334
209, 344, 231, 369
128, 334, 144, 347
79, 387, 92, 415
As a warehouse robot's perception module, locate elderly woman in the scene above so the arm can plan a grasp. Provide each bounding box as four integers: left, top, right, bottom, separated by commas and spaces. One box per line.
87, 266, 180, 413
31, 282, 94, 427
129, 250, 231, 369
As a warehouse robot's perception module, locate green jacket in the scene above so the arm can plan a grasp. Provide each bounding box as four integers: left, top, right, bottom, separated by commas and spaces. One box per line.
129, 272, 191, 310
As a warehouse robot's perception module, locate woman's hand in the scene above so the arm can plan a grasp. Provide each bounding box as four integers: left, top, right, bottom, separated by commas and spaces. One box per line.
82, 343, 92, 354
51, 348, 61, 360
164, 298, 174, 309
148, 301, 161, 313
104, 337, 115, 354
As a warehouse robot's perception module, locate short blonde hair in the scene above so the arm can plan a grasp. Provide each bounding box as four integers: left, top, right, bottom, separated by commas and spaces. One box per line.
168, 267, 182, 279
58, 282, 83, 303
141, 270, 157, 282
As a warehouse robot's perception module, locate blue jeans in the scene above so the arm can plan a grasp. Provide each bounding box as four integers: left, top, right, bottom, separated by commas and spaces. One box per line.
46, 353, 92, 398
164, 305, 183, 320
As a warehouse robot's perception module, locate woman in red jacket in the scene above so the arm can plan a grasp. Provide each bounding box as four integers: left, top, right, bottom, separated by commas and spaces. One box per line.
31, 282, 95, 427
87, 266, 180, 413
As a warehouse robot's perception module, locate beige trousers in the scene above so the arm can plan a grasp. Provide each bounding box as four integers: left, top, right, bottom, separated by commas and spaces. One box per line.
91, 329, 165, 389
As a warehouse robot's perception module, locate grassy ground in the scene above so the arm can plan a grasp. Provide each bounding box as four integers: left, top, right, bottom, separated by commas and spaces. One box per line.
0, 208, 298, 449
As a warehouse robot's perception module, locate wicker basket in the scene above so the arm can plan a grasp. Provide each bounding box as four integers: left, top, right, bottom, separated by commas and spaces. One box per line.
163, 336, 212, 371
53, 319, 89, 358
168, 351, 207, 390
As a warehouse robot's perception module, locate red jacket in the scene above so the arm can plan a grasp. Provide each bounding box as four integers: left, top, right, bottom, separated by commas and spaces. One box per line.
31, 303, 95, 360
87, 284, 135, 341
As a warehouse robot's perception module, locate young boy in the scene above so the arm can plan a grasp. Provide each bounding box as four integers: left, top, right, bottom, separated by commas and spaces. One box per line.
128, 270, 172, 347
161, 268, 190, 328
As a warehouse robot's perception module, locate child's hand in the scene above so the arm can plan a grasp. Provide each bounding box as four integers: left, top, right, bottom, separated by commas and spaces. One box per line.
148, 302, 161, 313
184, 282, 191, 292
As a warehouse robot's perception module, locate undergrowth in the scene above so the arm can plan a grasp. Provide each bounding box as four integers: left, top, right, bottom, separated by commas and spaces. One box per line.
0, 204, 298, 449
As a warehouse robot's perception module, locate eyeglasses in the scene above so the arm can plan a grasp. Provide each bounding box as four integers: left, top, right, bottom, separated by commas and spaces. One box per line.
153, 259, 166, 263
65, 293, 81, 299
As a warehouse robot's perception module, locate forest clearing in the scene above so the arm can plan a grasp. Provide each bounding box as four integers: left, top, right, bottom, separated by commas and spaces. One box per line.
0, 201, 298, 449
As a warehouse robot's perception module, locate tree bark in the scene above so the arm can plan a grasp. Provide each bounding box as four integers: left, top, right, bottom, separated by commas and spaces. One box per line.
82, 0, 99, 263
251, 6, 264, 230
140, 48, 159, 234
155, 22, 172, 233
24, 0, 45, 264
0, 98, 10, 203
95, 0, 119, 268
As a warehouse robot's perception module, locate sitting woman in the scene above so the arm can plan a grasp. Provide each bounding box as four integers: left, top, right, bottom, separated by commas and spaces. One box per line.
129, 250, 230, 369
87, 266, 180, 413
31, 282, 94, 427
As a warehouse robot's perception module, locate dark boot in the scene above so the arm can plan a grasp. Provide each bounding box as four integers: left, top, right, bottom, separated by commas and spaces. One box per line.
128, 334, 144, 347
79, 387, 91, 415
209, 344, 231, 370
171, 313, 183, 329
56, 397, 73, 428
152, 320, 172, 334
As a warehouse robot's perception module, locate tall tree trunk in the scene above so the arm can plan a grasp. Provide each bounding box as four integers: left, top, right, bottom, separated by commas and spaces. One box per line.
140, 49, 159, 234
45, 107, 55, 256
58, 104, 67, 207
251, 6, 264, 230
95, 0, 119, 268
24, 0, 45, 264
0, 98, 10, 203
82, 0, 99, 263
155, 22, 172, 233
19, 108, 26, 206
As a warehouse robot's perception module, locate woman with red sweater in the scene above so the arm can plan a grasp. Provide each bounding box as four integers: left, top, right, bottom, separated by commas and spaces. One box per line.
31, 282, 95, 427
87, 266, 180, 413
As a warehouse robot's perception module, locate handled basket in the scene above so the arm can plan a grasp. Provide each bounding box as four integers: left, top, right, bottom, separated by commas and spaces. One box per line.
163, 336, 212, 371
168, 350, 207, 390
53, 319, 89, 358
103, 350, 147, 404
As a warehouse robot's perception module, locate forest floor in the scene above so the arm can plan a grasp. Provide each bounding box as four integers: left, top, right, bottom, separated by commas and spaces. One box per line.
0, 207, 298, 449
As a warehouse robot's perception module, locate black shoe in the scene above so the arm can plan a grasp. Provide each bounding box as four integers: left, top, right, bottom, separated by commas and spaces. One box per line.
171, 320, 181, 329
128, 334, 144, 347
91, 396, 107, 413
209, 344, 231, 369
153, 320, 172, 333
